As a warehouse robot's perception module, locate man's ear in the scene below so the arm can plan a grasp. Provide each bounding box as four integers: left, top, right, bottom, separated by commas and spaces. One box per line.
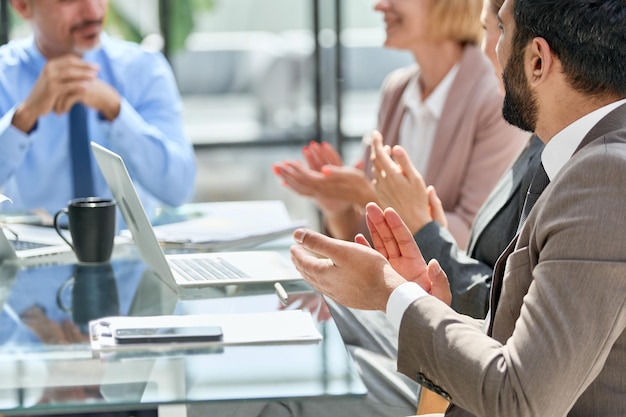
9, 0, 33, 19
527, 37, 553, 87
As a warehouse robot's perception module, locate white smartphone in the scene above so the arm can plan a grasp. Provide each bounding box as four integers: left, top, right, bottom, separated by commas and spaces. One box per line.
114, 325, 223, 344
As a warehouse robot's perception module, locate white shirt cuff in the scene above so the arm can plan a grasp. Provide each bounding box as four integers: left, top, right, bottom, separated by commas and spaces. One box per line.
386, 282, 429, 332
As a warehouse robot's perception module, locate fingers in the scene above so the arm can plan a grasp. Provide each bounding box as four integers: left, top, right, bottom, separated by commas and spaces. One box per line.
369, 129, 423, 190
272, 161, 319, 197
365, 202, 394, 258
320, 141, 343, 165
303, 141, 343, 171
79, 79, 121, 120
44, 55, 99, 84
427, 259, 452, 306
370, 131, 398, 180
290, 234, 339, 294
391, 144, 425, 185
354, 233, 372, 248
380, 206, 425, 259
27, 55, 99, 117
52, 89, 84, 114
427, 186, 448, 228
56, 63, 99, 83
61, 319, 85, 343
303, 143, 323, 170
292, 228, 343, 263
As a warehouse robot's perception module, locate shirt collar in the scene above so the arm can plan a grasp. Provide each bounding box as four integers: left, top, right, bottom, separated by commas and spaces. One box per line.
542, 98, 626, 180
23, 36, 46, 73
402, 63, 460, 119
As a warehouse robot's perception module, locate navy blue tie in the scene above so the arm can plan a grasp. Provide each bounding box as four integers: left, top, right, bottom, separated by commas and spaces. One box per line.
69, 103, 94, 198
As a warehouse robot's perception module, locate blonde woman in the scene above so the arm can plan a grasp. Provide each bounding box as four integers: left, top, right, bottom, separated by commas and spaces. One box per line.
273, 0, 527, 248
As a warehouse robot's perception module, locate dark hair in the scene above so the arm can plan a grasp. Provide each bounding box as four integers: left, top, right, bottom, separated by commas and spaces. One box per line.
513, 0, 626, 97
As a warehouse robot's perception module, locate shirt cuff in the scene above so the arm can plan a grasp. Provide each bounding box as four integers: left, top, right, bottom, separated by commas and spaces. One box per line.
386, 282, 429, 332
0, 107, 33, 153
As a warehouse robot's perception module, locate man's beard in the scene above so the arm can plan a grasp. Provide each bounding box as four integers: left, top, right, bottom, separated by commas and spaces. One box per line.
72, 40, 101, 56
71, 20, 103, 56
502, 44, 538, 133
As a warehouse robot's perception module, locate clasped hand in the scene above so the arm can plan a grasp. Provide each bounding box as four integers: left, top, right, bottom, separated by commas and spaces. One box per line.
290, 202, 451, 311
15, 54, 120, 133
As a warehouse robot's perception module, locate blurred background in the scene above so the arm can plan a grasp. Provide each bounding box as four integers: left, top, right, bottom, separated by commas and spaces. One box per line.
0, 0, 413, 230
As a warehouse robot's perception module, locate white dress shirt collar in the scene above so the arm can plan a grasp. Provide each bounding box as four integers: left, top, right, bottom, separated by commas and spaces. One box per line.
399, 64, 460, 173
542, 98, 626, 180
402, 63, 460, 119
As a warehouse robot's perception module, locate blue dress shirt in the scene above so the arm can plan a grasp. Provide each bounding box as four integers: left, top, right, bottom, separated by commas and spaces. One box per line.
0, 33, 196, 218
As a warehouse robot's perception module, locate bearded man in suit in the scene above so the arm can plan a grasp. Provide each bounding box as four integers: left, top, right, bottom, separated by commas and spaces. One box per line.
290, 0, 626, 415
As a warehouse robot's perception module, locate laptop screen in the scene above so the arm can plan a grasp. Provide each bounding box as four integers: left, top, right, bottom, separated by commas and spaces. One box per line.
90, 142, 177, 292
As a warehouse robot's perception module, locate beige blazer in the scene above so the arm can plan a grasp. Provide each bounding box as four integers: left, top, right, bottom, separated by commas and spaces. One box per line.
396, 103, 626, 416
363, 44, 527, 246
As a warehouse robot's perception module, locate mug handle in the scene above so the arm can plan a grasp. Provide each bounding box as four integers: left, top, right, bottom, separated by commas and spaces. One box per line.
56, 274, 75, 314
53, 208, 74, 251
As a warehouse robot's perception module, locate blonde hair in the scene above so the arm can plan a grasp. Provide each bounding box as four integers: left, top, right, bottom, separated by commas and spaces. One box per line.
427, 0, 483, 45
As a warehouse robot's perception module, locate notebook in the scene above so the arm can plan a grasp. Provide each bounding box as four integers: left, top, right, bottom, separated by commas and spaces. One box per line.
0, 224, 76, 266
90, 142, 302, 296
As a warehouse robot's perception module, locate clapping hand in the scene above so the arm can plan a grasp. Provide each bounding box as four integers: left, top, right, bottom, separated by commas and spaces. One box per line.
272, 141, 376, 214
290, 202, 451, 311
359, 202, 451, 305
370, 131, 448, 233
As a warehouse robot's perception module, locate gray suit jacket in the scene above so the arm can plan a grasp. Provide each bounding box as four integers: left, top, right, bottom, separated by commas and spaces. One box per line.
398, 103, 626, 416
414, 135, 544, 318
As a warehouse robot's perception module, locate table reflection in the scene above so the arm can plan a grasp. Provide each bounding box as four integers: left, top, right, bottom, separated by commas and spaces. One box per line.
0, 259, 148, 347
280, 291, 332, 322
0, 259, 153, 411
0, 258, 365, 415
56, 262, 120, 334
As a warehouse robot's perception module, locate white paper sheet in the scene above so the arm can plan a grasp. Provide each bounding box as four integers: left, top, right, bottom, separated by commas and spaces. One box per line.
131, 200, 307, 250
89, 310, 322, 352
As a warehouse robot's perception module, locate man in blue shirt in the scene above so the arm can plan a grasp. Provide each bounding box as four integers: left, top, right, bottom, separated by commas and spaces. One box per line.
0, 0, 196, 219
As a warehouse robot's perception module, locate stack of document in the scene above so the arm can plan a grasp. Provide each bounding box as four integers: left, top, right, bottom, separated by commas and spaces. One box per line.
89, 310, 322, 352
145, 200, 307, 250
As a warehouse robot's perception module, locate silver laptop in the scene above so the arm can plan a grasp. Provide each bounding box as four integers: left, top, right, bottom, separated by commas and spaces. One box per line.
90, 142, 301, 296
0, 224, 76, 266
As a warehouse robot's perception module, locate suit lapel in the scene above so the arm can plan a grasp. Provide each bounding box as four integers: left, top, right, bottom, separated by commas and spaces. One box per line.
380, 69, 416, 149
424, 45, 486, 182
487, 235, 518, 335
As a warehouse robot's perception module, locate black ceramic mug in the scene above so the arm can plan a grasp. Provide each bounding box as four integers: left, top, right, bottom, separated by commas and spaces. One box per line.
53, 197, 116, 263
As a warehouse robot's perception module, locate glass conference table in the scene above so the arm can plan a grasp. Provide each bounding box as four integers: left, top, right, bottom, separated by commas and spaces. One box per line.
0, 237, 367, 416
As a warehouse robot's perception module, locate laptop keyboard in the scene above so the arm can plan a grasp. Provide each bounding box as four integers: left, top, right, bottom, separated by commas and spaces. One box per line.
10, 240, 50, 251
169, 257, 251, 282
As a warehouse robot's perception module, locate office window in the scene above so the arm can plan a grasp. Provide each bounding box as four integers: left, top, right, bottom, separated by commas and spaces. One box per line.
169, 0, 317, 145
160, 0, 412, 148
